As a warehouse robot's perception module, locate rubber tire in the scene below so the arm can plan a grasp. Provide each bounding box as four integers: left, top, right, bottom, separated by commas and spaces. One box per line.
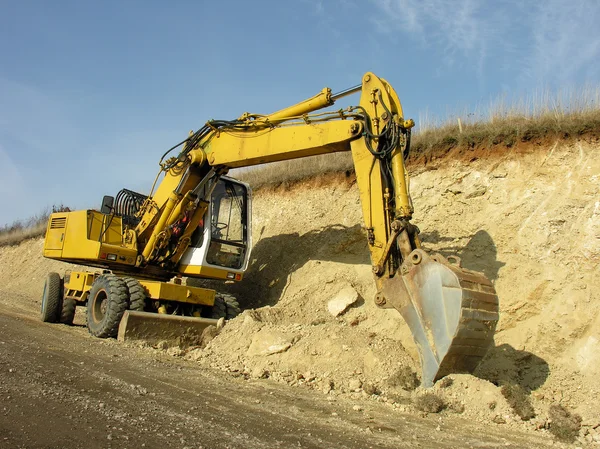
59, 298, 76, 325
41, 272, 62, 323
211, 294, 241, 320
86, 275, 128, 338
123, 277, 147, 312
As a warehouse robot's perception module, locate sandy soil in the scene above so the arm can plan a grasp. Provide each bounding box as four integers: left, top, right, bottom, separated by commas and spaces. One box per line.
0, 306, 559, 448
0, 137, 598, 447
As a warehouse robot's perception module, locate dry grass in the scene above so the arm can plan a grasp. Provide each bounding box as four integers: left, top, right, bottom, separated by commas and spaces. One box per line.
233, 152, 354, 188
500, 383, 535, 421
386, 366, 420, 391
414, 393, 446, 413
5, 89, 599, 244
548, 404, 582, 442
0, 204, 70, 247
233, 86, 600, 189
411, 85, 600, 156
438, 377, 454, 388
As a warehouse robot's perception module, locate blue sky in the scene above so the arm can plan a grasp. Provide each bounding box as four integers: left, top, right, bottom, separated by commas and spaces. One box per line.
1, 0, 599, 225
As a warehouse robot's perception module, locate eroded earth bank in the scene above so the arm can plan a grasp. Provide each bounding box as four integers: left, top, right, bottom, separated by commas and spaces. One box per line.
1, 138, 598, 447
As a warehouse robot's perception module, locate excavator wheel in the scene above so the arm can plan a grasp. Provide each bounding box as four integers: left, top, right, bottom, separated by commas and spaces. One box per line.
86, 275, 129, 338
59, 298, 76, 325
123, 277, 147, 312
211, 294, 241, 320
40, 272, 62, 323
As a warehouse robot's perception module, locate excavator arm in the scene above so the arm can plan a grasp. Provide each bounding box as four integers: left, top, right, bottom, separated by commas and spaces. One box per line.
136, 72, 499, 386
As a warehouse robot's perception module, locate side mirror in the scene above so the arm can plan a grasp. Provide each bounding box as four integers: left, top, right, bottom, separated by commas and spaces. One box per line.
101, 195, 114, 214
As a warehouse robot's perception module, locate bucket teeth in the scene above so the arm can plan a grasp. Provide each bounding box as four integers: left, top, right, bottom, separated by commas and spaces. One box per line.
381, 249, 499, 387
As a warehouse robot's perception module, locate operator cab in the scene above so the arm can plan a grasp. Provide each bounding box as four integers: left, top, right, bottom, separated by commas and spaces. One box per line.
178, 176, 252, 279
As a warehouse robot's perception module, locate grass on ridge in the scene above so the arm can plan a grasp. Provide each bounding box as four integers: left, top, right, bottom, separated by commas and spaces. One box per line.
3, 86, 600, 246
0, 204, 70, 247
234, 86, 600, 188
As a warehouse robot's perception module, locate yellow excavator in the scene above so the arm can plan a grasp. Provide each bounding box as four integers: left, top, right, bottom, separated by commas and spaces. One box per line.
41, 72, 499, 387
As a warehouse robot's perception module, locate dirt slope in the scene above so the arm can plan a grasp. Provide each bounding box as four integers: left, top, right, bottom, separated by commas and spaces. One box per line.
0, 138, 598, 445
195, 138, 599, 443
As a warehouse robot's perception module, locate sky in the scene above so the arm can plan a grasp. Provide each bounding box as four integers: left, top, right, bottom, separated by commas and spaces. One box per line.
1, 0, 600, 225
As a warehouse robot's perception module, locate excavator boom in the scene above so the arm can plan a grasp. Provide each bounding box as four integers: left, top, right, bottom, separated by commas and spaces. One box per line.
161, 72, 499, 386
42, 72, 499, 386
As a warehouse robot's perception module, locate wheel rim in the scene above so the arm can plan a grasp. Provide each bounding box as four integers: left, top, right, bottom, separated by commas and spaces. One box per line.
41, 280, 48, 311
92, 289, 108, 323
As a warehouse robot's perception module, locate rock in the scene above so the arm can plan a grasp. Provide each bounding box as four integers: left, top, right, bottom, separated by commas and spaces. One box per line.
348, 378, 362, 391
352, 405, 363, 412
246, 329, 295, 356
186, 348, 204, 361
466, 185, 487, 198
199, 325, 219, 347
304, 371, 316, 382
251, 367, 269, 379
166, 347, 183, 357
242, 313, 259, 326
493, 415, 507, 424
327, 286, 359, 317
363, 382, 379, 396
133, 385, 148, 396
322, 379, 334, 394
445, 187, 462, 195
155, 340, 169, 350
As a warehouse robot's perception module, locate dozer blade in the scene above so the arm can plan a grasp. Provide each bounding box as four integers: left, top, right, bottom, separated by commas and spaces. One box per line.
117, 311, 221, 347
381, 249, 499, 387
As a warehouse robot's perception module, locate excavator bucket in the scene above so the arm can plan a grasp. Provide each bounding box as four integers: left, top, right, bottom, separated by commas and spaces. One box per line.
381, 249, 499, 387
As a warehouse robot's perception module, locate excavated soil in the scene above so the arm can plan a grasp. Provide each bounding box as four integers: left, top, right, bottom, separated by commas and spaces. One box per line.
1, 138, 598, 446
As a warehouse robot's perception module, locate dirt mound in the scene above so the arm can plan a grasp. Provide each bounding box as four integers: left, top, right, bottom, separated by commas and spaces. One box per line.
194, 138, 599, 441
1, 138, 598, 444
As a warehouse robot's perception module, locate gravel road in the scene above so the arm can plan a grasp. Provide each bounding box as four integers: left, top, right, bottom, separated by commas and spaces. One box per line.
0, 307, 557, 449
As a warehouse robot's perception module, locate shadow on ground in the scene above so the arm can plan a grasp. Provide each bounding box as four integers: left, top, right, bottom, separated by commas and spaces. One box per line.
420, 230, 550, 390
476, 343, 550, 391
193, 225, 551, 391
190, 223, 369, 308
419, 229, 506, 281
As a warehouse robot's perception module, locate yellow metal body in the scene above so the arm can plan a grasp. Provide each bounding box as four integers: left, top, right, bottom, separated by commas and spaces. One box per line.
178, 264, 243, 281
63, 270, 215, 307
42, 72, 500, 385
204, 121, 362, 168
138, 280, 215, 306
43, 71, 415, 286
196, 72, 414, 276
44, 211, 137, 267
43, 71, 415, 314
64, 271, 98, 302
42, 70, 415, 305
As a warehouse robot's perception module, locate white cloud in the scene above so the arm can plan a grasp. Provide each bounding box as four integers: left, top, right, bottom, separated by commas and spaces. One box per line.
372, 0, 499, 70
371, 0, 600, 86
524, 0, 600, 85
